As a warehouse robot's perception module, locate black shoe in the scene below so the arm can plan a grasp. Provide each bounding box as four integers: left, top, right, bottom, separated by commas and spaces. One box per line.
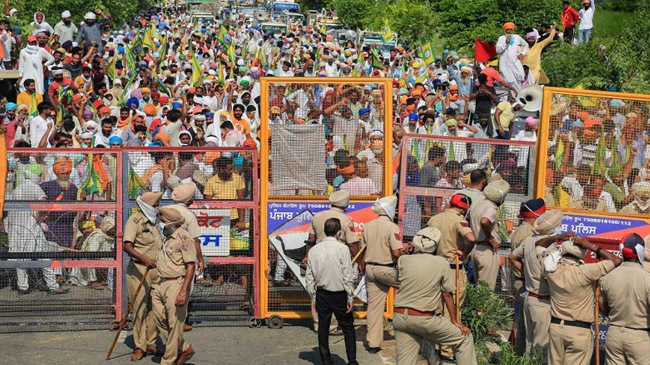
438, 354, 457, 363
367, 347, 381, 354
17, 289, 32, 295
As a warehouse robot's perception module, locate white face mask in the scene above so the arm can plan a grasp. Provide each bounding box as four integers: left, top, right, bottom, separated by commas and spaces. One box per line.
371, 148, 383, 155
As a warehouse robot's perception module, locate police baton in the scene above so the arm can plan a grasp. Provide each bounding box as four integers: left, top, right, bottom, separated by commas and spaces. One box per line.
594, 285, 600, 365
455, 254, 460, 319
106, 267, 150, 360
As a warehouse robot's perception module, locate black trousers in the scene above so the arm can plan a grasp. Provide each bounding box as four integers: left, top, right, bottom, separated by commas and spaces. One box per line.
564, 26, 575, 44
316, 289, 358, 365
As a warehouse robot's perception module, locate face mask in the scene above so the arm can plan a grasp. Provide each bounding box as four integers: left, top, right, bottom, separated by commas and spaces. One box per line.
157, 221, 166, 234
371, 148, 383, 155
163, 225, 175, 237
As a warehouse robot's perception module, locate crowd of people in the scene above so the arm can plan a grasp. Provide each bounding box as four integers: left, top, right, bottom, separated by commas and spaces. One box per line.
2, 1, 650, 364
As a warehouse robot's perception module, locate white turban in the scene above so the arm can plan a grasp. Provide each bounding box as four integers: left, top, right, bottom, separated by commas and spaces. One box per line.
62, 10, 71, 19
84, 12, 96, 20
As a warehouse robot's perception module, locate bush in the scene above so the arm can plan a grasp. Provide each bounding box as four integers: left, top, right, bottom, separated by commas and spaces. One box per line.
461, 281, 512, 344
541, 41, 614, 89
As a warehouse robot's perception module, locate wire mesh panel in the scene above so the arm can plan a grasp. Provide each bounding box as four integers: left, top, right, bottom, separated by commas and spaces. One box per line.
397, 134, 537, 305
1, 148, 122, 332
538, 88, 650, 217
123, 146, 260, 324
260, 77, 394, 320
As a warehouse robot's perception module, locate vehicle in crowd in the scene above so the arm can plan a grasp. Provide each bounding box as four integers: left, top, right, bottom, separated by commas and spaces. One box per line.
270, 0, 300, 19
277, 11, 305, 26
359, 31, 397, 58
260, 21, 288, 34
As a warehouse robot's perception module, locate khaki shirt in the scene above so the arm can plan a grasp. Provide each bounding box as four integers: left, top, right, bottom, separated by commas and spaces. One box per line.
362, 215, 402, 265
513, 234, 551, 296
169, 203, 200, 239
509, 221, 536, 279
427, 209, 472, 262
469, 199, 500, 243
600, 262, 650, 329
455, 187, 485, 207
308, 207, 358, 244
395, 254, 455, 312
547, 258, 615, 322
123, 212, 163, 260
156, 227, 197, 278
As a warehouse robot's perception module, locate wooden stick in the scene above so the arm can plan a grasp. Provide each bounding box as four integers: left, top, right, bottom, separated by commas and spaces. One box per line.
352, 244, 367, 264
595, 285, 600, 365
106, 267, 150, 360
455, 255, 460, 320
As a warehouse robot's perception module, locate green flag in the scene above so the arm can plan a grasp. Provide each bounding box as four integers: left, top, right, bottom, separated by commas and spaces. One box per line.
370, 48, 387, 71
192, 53, 203, 87
217, 25, 227, 45
421, 40, 435, 65
106, 57, 117, 80
128, 166, 147, 200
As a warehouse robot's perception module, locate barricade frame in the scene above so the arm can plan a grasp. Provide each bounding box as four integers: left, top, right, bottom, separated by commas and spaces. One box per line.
259, 77, 394, 321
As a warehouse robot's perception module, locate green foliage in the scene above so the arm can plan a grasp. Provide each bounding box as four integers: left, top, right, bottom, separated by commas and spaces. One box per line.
541, 41, 614, 89
607, 5, 650, 93
487, 343, 545, 365
332, 0, 374, 31
384, 1, 436, 43
461, 282, 512, 344
431, 0, 563, 51
11, 0, 154, 29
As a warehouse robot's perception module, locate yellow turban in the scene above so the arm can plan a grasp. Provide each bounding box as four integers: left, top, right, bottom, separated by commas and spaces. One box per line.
81, 220, 96, 229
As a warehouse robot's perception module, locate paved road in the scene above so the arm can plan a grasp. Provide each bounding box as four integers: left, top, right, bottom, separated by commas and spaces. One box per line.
0, 323, 389, 364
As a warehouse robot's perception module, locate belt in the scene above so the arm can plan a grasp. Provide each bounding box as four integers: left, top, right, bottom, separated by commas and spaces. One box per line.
611, 324, 650, 332
160, 276, 184, 282
477, 241, 493, 247
394, 307, 440, 317
366, 262, 395, 268
528, 292, 550, 300
551, 317, 591, 329
316, 288, 346, 294
449, 263, 463, 270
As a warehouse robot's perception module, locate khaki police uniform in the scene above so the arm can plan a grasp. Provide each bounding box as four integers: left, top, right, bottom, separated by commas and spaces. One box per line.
469, 199, 501, 290
393, 254, 477, 365
363, 215, 402, 348
509, 221, 536, 354
124, 211, 164, 353
151, 227, 197, 365
512, 234, 552, 356
547, 258, 615, 365
308, 207, 359, 332
600, 262, 650, 365
455, 187, 485, 207
427, 208, 472, 358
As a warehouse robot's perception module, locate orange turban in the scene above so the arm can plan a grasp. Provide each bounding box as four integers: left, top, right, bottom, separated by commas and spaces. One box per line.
503, 22, 515, 31
144, 104, 156, 116
337, 165, 354, 175
204, 151, 221, 165
53, 157, 72, 175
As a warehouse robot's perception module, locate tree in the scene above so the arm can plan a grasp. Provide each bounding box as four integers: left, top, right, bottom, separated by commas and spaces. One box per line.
385, 0, 436, 43
333, 0, 375, 31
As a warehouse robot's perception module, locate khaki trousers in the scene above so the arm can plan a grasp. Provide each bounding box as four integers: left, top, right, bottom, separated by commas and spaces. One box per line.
549, 322, 592, 365
472, 246, 499, 290
437, 267, 467, 358
513, 279, 526, 355
523, 295, 551, 359
151, 278, 191, 365
312, 299, 338, 332
393, 311, 477, 365
365, 265, 399, 348
605, 325, 650, 365
126, 262, 160, 351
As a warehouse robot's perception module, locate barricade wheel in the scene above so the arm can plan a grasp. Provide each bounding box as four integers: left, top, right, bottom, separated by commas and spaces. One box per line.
248, 317, 262, 328
267, 315, 283, 329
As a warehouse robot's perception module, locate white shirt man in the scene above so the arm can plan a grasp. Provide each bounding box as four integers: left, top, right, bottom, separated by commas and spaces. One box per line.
29, 114, 53, 147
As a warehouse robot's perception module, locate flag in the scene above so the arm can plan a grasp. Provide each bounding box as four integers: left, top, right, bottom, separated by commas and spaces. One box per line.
157, 35, 168, 62
574, 83, 598, 107
555, 138, 565, 170
192, 53, 203, 87
370, 48, 387, 71
156, 77, 171, 96
106, 57, 117, 80
592, 134, 606, 175
474, 38, 497, 63
382, 22, 393, 42
127, 166, 147, 200
420, 41, 435, 65
611, 135, 622, 167
119, 72, 137, 106
143, 23, 156, 50
216, 25, 227, 45
77, 154, 110, 200
125, 43, 137, 71
217, 61, 225, 86
227, 41, 236, 63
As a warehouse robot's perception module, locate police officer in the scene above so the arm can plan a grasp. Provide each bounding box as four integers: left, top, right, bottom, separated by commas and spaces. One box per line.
301, 190, 360, 333
151, 206, 197, 365
363, 195, 402, 352
510, 209, 573, 358
546, 236, 621, 365
470, 179, 509, 290
170, 182, 204, 332
123, 191, 164, 361
427, 193, 476, 360
393, 226, 477, 365
509, 198, 546, 354
456, 169, 487, 205
600, 233, 650, 365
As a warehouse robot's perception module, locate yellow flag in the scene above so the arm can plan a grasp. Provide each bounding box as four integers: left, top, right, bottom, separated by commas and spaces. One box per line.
421, 41, 435, 65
